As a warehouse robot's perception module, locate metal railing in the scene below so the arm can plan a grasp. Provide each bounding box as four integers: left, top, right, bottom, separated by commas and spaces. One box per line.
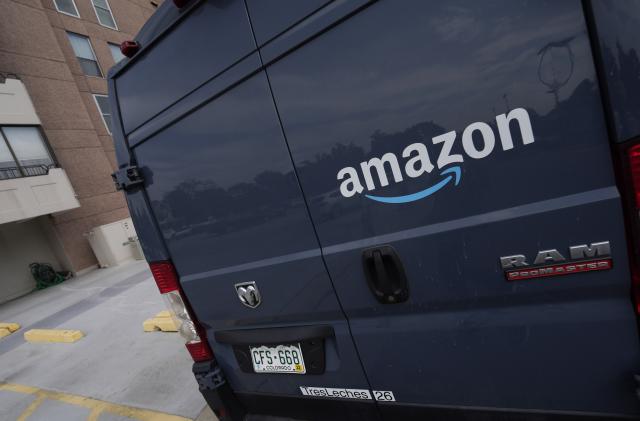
0, 164, 54, 180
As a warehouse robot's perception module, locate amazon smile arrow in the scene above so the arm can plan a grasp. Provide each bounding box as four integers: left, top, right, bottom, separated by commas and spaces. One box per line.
365, 166, 461, 204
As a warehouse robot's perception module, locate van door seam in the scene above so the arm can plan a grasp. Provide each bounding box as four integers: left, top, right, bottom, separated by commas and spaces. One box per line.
242, 0, 379, 411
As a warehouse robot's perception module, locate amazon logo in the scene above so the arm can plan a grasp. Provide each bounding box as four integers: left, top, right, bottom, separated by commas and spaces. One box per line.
336, 108, 535, 204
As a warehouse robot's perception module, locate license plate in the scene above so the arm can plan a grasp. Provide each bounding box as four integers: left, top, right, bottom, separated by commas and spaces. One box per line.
250, 343, 306, 374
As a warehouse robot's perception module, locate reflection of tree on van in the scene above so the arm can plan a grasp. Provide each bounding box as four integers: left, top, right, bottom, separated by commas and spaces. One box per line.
154, 76, 599, 237
156, 171, 298, 236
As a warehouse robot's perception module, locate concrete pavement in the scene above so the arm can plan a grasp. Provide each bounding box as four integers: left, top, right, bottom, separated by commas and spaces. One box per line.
0, 260, 213, 420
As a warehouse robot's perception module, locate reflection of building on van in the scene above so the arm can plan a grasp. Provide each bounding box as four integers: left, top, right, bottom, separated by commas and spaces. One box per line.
110, 1, 640, 420
0, 0, 158, 302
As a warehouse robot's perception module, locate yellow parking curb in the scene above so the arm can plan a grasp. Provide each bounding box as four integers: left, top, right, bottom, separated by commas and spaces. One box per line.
0, 322, 20, 338
143, 310, 178, 332
24, 329, 84, 343
0, 322, 20, 332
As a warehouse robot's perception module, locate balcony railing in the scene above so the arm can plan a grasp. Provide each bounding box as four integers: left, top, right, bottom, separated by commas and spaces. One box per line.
0, 164, 55, 180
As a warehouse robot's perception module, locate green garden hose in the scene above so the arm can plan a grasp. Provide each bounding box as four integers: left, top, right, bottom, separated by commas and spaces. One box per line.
29, 263, 71, 290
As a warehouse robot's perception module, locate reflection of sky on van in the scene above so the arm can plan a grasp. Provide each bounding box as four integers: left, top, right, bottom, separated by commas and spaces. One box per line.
135, 73, 293, 196
262, 0, 610, 245
132, 0, 615, 274
590, 0, 640, 141
268, 0, 591, 161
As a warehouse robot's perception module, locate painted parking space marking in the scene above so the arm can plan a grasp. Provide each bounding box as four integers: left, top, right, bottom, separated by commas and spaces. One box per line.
0, 383, 191, 421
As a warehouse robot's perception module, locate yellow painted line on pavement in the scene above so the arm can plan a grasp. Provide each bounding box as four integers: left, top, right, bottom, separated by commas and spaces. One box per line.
87, 402, 109, 421
24, 329, 84, 343
0, 383, 192, 421
0, 328, 11, 339
16, 394, 46, 421
1, 383, 39, 394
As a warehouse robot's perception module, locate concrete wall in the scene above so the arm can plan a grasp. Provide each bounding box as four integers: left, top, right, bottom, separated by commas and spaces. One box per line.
0, 216, 64, 304
0, 0, 159, 273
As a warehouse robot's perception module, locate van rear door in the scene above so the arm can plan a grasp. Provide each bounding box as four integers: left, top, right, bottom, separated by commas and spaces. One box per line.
112, 2, 377, 415
265, 0, 640, 418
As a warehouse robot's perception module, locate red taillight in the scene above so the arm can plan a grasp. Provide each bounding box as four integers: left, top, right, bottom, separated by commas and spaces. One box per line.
149, 261, 214, 361
186, 341, 214, 362
625, 144, 640, 314
120, 40, 140, 58
150, 261, 179, 293
632, 272, 640, 314
628, 144, 640, 208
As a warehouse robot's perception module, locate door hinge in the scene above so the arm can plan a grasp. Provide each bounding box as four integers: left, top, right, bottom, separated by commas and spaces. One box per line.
112, 165, 144, 191
193, 360, 226, 391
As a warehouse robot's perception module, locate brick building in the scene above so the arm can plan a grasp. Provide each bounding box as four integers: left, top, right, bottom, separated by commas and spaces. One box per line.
0, 0, 158, 302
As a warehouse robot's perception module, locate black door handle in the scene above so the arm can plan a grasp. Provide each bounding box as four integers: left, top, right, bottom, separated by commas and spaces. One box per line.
362, 245, 409, 304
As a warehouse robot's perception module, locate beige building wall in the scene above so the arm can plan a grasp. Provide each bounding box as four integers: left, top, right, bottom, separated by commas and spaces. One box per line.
0, 0, 158, 272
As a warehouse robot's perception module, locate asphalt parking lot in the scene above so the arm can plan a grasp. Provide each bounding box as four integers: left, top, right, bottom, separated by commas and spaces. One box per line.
0, 261, 214, 421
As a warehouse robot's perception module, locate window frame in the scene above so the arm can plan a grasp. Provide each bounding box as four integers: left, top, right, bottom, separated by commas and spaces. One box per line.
91, 0, 118, 30
0, 125, 58, 179
67, 32, 104, 78
53, 0, 80, 18
93, 94, 112, 135
108, 42, 125, 64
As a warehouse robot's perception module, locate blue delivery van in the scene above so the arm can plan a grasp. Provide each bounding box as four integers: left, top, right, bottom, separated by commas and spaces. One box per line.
108, 0, 640, 419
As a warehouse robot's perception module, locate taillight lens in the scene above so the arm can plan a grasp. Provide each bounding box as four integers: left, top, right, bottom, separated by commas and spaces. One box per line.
120, 40, 140, 58
628, 145, 640, 208
185, 342, 213, 362
626, 144, 640, 314
149, 261, 213, 361
150, 261, 179, 293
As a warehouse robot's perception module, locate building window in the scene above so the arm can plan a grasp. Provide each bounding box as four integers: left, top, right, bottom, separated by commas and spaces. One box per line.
53, 0, 80, 18
93, 95, 113, 134
108, 43, 125, 64
67, 33, 103, 77
0, 126, 56, 180
92, 0, 118, 30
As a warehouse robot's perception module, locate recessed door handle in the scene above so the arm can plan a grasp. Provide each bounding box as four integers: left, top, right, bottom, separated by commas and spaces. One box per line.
362, 245, 409, 304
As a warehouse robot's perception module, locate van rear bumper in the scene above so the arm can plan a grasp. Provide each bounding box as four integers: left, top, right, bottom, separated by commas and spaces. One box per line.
234, 395, 634, 421
193, 360, 377, 420
377, 402, 636, 421
193, 362, 634, 421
